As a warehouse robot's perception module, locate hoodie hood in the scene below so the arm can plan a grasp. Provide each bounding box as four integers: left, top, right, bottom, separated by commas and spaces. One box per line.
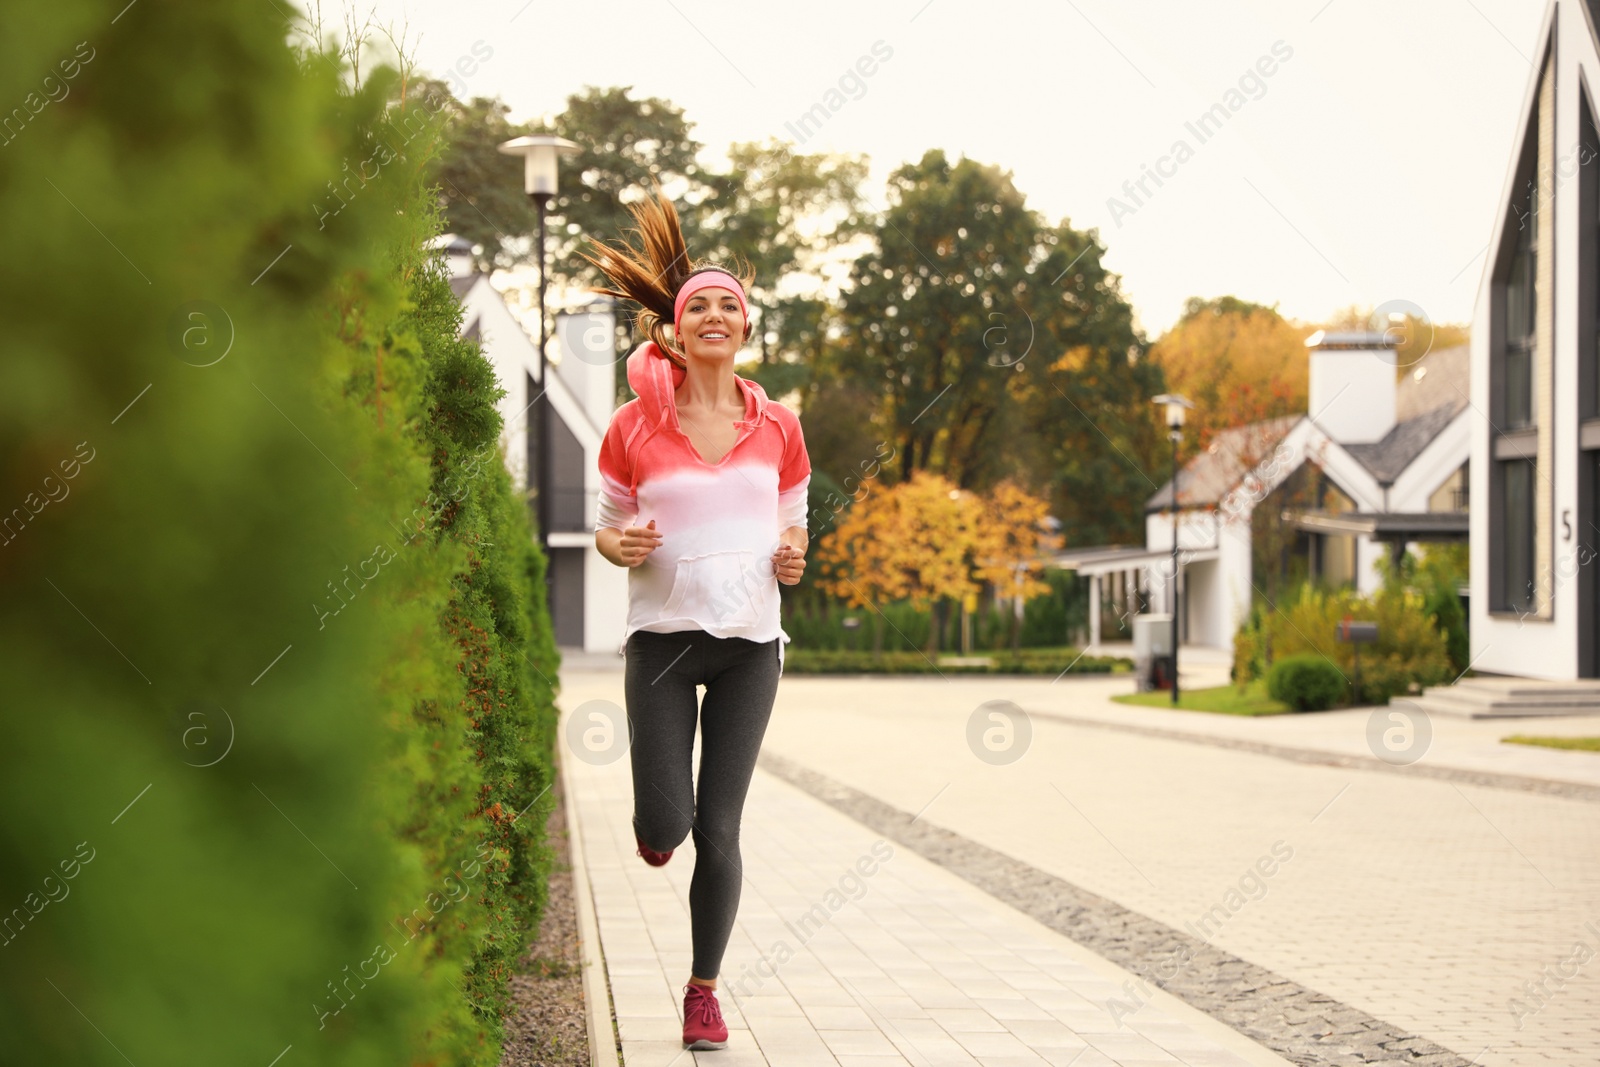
625, 340, 772, 427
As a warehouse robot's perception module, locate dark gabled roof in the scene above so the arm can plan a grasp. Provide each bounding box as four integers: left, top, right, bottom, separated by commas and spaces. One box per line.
448, 274, 479, 299
1147, 341, 1473, 512
1146, 415, 1301, 512
1395, 343, 1469, 421
1342, 399, 1466, 485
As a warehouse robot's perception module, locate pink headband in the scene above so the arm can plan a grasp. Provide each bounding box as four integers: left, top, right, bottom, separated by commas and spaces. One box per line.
673, 270, 748, 333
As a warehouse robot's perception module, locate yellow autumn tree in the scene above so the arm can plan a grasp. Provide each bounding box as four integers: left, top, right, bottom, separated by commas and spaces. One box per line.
1148, 296, 1309, 461
819, 472, 1068, 654
974, 479, 1065, 650
894, 472, 985, 653
816, 478, 910, 653
817, 470, 983, 654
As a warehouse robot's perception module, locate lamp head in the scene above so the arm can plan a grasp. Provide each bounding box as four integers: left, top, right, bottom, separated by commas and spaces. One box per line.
497, 134, 582, 197
1151, 393, 1194, 430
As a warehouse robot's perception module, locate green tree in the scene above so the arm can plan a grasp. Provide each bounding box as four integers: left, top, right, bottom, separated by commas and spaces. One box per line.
835, 149, 1163, 545
541, 85, 709, 281
433, 86, 541, 273
436, 84, 709, 279
700, 141, 867, 364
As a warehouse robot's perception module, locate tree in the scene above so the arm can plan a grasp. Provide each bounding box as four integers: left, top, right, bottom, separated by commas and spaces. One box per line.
814, 473, 910, 654
541, 86, 709, 282
974, 480, 1064, 650
700, 141, 867, 364
1147, 295, 1309, 463
835, 150, 1165, 546
816, 471, 1060, 655
1321, 303, 1470, 371
434, 84, 709, 280
433, 86, 541, 273
838, 151, 1043, 487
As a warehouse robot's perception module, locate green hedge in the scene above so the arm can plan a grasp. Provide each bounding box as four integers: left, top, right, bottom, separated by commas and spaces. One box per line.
0, 5, 556, 1065
783, 647, 1131, 675
406, 243, 558, 1039
1266, 654, 1346, 711
781, 569, 1089, 653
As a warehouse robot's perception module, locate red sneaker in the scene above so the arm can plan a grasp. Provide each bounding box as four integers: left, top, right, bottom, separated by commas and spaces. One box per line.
682, 982, 728, 1050
635, 832, 673, 867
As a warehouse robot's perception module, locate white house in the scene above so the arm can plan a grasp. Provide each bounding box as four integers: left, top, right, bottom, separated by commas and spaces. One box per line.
442, 236, 629, 654
1058, 334, 1470, 653
1466, 0, 1600, 683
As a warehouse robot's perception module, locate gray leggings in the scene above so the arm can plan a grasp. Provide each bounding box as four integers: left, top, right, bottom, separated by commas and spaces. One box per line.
624, 628, 782, 980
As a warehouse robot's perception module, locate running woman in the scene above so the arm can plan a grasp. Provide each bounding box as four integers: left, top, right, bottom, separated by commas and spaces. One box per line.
584, 190, 811, 1051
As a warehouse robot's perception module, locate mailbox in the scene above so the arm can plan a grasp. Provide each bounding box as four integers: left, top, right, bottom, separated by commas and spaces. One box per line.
1336, 620, 1377, 644
1335, 617, 1377, 704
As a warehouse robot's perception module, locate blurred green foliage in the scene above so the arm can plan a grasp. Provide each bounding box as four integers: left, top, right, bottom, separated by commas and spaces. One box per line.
1266, 654, 1346, 712
0, 3, 555, 1064
1385, 543, 1470, 676
1233, 582, 1453, 705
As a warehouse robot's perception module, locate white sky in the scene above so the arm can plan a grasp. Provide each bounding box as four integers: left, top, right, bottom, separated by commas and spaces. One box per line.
353, 0, 1546, 338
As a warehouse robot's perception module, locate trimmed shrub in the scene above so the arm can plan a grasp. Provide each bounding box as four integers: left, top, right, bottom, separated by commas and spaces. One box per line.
1267, 654, 1346, 711
783, 599, 931, 652
0, 6, 446, 1062
0, 6, 557, 1065
329, 58, 560, 1061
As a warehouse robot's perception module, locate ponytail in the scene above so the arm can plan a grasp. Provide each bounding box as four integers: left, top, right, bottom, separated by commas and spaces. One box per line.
580, 189, 755, 366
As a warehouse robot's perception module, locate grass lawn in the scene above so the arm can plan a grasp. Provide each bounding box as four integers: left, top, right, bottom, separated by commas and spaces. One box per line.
1502, 735, 1600, 753
1111, 678, 1292, 716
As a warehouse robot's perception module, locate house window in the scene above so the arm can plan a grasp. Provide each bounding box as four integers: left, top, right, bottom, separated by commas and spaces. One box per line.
1504, 214, 1536, 429
1501, 459, 1536, 614
1591, 89, 1600, 421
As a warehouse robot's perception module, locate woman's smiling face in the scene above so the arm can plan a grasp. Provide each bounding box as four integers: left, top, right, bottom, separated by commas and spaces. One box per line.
676, 285, 747, 361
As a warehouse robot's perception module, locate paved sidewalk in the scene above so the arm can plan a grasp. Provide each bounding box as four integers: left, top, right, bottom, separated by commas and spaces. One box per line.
746, 673, 1600, 1067
556, 651, 1600, 1067
560, 681, 1290, 1067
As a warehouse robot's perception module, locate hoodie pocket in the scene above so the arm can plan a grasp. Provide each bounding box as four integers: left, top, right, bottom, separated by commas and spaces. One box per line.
659, 549, 770, 629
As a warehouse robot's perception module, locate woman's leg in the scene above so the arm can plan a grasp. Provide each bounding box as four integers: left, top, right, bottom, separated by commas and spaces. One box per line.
624, 630, 701, 854
687, 636, 782, 982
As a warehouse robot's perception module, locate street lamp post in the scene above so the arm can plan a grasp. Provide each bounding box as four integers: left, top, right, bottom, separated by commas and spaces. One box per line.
1152, 393, 1193, 704
497, 134, 581, 556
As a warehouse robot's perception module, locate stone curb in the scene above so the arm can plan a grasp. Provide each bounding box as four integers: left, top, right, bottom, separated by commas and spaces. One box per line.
1026, 708, 1600, 804
558, 743, 623, 1067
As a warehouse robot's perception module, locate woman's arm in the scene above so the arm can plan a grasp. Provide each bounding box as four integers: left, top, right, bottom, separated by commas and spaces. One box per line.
778, 525, 808, 555
772, 525, 808, 585
596, 520, 661, 568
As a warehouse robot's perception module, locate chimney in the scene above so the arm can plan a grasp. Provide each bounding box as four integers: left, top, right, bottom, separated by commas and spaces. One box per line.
1305, 330, 1397, 444
437, 233, 476, 279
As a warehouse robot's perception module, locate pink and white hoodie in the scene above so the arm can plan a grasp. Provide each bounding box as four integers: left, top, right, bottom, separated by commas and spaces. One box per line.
595, 342, 811, 660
